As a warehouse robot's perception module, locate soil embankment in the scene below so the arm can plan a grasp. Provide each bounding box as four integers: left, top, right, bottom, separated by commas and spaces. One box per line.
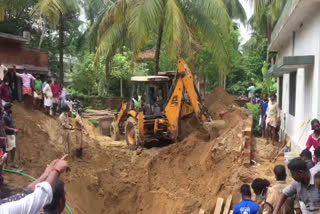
3, 88, 280, 213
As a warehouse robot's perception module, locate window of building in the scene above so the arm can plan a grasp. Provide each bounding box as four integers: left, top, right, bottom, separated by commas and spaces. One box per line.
289, 72, 297, 116
279, 76, 283, 110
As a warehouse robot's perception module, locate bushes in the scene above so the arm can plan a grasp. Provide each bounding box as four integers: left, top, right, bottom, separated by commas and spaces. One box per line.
247, 103, 261, 136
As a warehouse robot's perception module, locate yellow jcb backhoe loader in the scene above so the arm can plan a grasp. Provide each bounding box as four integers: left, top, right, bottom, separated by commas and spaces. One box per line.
110, 59, 216, 150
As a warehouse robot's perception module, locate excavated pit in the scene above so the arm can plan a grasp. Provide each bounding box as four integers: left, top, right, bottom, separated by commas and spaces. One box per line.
2, 87, 280, 213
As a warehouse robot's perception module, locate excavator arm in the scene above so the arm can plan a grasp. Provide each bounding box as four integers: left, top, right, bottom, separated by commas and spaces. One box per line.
164, 59, 212, 139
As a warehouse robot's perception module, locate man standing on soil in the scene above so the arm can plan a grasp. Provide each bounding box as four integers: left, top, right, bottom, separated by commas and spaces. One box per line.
51, 80, 61, 116
266, 95, 280, 145
259, 95, 268, 138
15, 69, 36, 110
75, 111, 88, 159
247, 83, 256, 103
272, 158, 320, 214
43, 79, 53, 115
3, 104, 18, 167
33, 75, 43, 110
59, 105, 73, 156
263, 165, 299, 214
234, 184, 261, 214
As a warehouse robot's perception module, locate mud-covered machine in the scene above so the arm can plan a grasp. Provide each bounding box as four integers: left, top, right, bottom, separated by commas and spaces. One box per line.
110, 59, 216, 150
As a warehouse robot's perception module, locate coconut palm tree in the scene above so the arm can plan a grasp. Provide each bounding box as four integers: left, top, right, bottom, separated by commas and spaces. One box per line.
0, 0, 33, 22
249, 0, 287, 40
223, 0, 247, 24
31, 0, 78, 83
95, 0, 232, 75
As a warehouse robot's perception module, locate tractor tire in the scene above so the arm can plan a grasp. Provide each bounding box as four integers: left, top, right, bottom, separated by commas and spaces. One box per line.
125, 117, 139, 150
110, 121, 120, 141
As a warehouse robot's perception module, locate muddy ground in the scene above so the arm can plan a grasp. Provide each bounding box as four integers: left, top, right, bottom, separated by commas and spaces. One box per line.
2, 88, 283, 214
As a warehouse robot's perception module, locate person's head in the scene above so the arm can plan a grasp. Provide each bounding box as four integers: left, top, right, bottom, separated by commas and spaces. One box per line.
251, 178, 270, 200
263, 94, 268, 101
274, 165, 287, 181
47, 79, 52, 85
4, 103, 12, 114
311, 119, 320, 131
43, 180, 66, 214
36, 74, 41, 80
248, 82, 253, 86
287, 158, 309, 183
314, 147, 320, 162
54, 80, 58, 84
315, 172, 320, 188
300, 148, 313, 161
270, 94, 277, 102
23, 69, 27, 74
240, 184, 251, 199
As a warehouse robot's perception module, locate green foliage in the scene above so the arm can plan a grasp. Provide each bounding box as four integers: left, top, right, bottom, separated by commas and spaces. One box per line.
226, 33, 268, 95
247, 103, 261, 136
71, 49, 148, 97
95, 0, 232, 74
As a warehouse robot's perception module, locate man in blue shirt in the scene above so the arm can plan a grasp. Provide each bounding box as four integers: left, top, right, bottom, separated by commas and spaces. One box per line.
234, 184, 261, 214
259, 94, 269, 138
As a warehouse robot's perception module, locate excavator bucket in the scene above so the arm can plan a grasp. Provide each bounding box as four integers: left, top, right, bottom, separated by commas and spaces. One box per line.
203, 120, 226, 136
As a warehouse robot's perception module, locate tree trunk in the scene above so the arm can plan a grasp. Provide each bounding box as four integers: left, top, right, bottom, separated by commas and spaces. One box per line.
38, 21, 46, 49
154, 17, 165, 74
120, 78, 123, 98
59, 13, 64, 84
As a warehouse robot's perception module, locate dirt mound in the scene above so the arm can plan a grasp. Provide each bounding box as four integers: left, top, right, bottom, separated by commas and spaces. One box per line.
180, 87, 241, 139
205, 86, 238, 119
2, 103, 279, 214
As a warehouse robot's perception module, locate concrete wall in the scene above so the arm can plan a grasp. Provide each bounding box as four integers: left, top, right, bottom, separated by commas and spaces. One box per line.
277, 12, 320, 149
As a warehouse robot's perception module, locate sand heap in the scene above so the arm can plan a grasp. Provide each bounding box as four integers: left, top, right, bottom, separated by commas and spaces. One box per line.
205, 86, 238, 120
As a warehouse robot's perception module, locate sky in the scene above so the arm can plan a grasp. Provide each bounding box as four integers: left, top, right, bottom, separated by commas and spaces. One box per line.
238, 0, 254, 45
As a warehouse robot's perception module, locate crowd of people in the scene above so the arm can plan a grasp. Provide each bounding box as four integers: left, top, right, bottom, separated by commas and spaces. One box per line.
0, 68, 88, 213
234, 118, 320, 214
256, 94, 280, 145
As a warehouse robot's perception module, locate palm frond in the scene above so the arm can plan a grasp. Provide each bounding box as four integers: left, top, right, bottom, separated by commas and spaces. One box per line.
95, 21, 127, 66
182, 0, 231, 74
128, 0, 163, 53
164, 0, 194, 59
223, 0, 247, 24
31, 0, 66, 28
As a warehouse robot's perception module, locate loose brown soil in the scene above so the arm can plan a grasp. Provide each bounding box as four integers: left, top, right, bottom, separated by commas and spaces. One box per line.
2, 88, 282, 214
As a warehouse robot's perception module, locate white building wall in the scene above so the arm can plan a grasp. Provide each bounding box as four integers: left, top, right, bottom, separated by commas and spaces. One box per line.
277, 12, 320, 149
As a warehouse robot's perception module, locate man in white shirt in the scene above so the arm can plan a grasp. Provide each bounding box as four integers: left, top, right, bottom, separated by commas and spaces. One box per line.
0, 64, 8, 81
0, 155, 69, 214
247, 83, 256, 102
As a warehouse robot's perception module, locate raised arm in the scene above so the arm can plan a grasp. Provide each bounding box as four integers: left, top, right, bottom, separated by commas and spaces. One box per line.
272, 193, 287, 214
0, 155, 69, 214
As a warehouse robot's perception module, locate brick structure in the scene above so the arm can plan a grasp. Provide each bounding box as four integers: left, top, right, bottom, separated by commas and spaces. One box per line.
0, 32, 49, 74
0, 32, 49, 101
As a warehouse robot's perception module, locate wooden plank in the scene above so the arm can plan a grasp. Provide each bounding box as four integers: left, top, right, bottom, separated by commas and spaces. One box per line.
199, 209, 205, 214
214, 197, 224, 214
223, 195, 233, 214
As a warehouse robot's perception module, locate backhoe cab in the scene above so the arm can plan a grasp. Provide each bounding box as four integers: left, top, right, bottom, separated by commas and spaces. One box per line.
110, 59, 214, 150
